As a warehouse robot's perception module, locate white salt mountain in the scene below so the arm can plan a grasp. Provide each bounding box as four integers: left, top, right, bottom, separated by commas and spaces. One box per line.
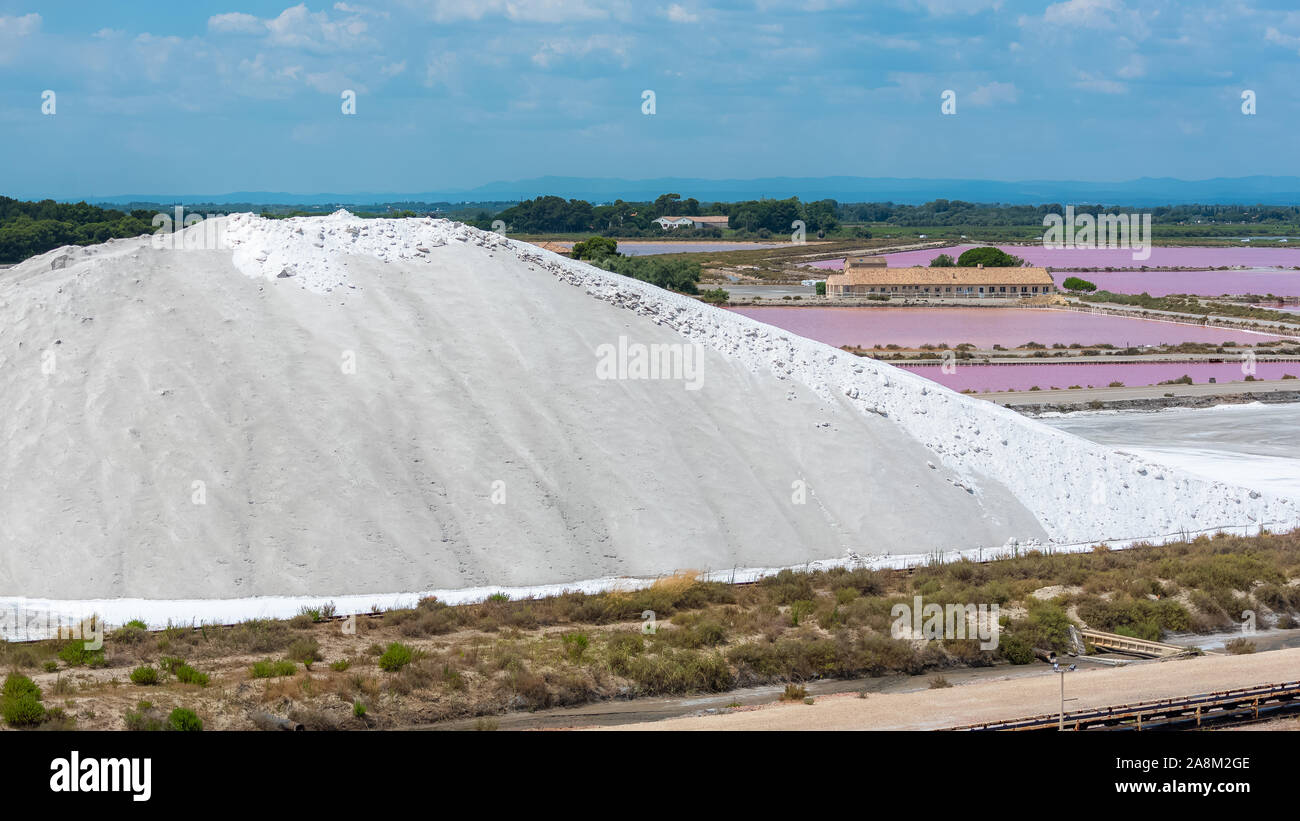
1, 211, 1295, 602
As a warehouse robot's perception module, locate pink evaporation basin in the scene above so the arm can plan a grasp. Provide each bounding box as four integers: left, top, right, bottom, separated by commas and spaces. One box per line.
806, 244, 1300, 270
1050, 270, 1300, 297
726, 306, 1294, 349
902, 362, 1300, 393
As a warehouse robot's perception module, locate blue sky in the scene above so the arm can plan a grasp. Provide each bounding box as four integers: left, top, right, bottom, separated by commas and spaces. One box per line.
1, 0, 1299, 199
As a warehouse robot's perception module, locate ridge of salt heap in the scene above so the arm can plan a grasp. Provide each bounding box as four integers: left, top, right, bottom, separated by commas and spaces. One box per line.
223, 210, 508, 294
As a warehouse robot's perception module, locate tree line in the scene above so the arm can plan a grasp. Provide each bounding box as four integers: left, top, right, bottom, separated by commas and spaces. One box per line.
0, 198, 157, 263
491, 195, 1300, 235
484, 194, 840, 236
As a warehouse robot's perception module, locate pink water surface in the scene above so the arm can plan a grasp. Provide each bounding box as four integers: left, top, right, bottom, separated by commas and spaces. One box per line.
901, 362, 1300, 393
727, 306, 1292, 348
806, 244, 1300, 270
1049, 270, 1300, 297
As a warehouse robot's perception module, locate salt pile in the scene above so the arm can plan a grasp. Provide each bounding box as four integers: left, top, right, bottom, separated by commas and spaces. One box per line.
1, 211, 1296, 609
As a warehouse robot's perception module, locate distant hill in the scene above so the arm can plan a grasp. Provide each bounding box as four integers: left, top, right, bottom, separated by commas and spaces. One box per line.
78, 176, 1300, 207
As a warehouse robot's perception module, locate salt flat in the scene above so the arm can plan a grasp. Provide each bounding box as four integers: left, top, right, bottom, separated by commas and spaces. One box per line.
0, 213, 1294, 615
1042, 403, 1300, 500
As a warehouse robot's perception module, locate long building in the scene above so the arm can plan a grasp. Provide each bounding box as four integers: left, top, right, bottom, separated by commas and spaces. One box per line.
825, 256, 1055, 300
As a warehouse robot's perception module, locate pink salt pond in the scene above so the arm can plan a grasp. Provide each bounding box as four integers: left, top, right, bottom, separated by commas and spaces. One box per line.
901, 361, 1300, 393
726, 306, 1293, 349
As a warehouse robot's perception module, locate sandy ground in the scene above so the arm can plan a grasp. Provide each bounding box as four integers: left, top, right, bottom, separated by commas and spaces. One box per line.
2, 213, 1295, 612
599, 647, 1300, 730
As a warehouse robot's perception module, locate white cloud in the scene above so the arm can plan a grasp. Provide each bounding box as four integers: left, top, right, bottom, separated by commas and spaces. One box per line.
0, 12, 40, 65
967, 80, 1019, 106
334, 2, 390, 17
380, 60, 407, 76
424, 52, 458, 89
531, 34, 632, 68
665, 4, 699, 23
131, 33, 189, 82
0, 12, 40, 37
208, 12, 265, 35
1025, 0, 1153, 38
1042, 0, 1123, 28
910, 0, 1003, 15
1265, 26, 1300, 55
1072, 70, 1126, 94
1116, 54, 1146, 78
416, 0, 613, 24
209, 5, 372, 51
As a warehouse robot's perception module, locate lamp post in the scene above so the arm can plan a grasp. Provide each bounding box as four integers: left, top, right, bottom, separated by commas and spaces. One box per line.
1053, 662, 1078, 731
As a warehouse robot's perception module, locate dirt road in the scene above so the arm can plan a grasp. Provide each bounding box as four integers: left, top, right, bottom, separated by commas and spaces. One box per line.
596, 647, 1300, 731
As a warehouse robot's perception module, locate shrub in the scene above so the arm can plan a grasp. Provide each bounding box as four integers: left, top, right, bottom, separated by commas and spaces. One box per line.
2, 673, 41, 701
378, 642, 414, 672
1, 674, 45, 727
124, 701, 165, 731
112, 620, 150, 644
159, 656, 187, 674
995, 630, 1036, 665
286, 637, 322, 665
1062, 277, 1097, 292
1225, 638, 1257, 655
174, 664, 210, 687
167, 708, 203, 731
329, 659, 351, 672
561, 633, 589, 663
621, 649, 733, 695
352, 699, 367, 718
780, 683, 808, 701
606, 632, 645, 674
251, 659, 297, 678
57, 641, 106, 668
571, 236, 618, 261
3, 694, 46, 727
929, 675, 952, 689
129, 665, 160, 685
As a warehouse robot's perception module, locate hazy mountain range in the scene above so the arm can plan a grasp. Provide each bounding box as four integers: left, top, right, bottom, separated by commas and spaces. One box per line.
80, 175, 1300, 207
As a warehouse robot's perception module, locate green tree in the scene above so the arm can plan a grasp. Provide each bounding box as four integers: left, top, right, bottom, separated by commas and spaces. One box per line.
652, 193, 682, 217
929, 253, 956, 267
956, 246, 1025, 267
1061, 276, 1097, 292
571, 236, 619, 261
